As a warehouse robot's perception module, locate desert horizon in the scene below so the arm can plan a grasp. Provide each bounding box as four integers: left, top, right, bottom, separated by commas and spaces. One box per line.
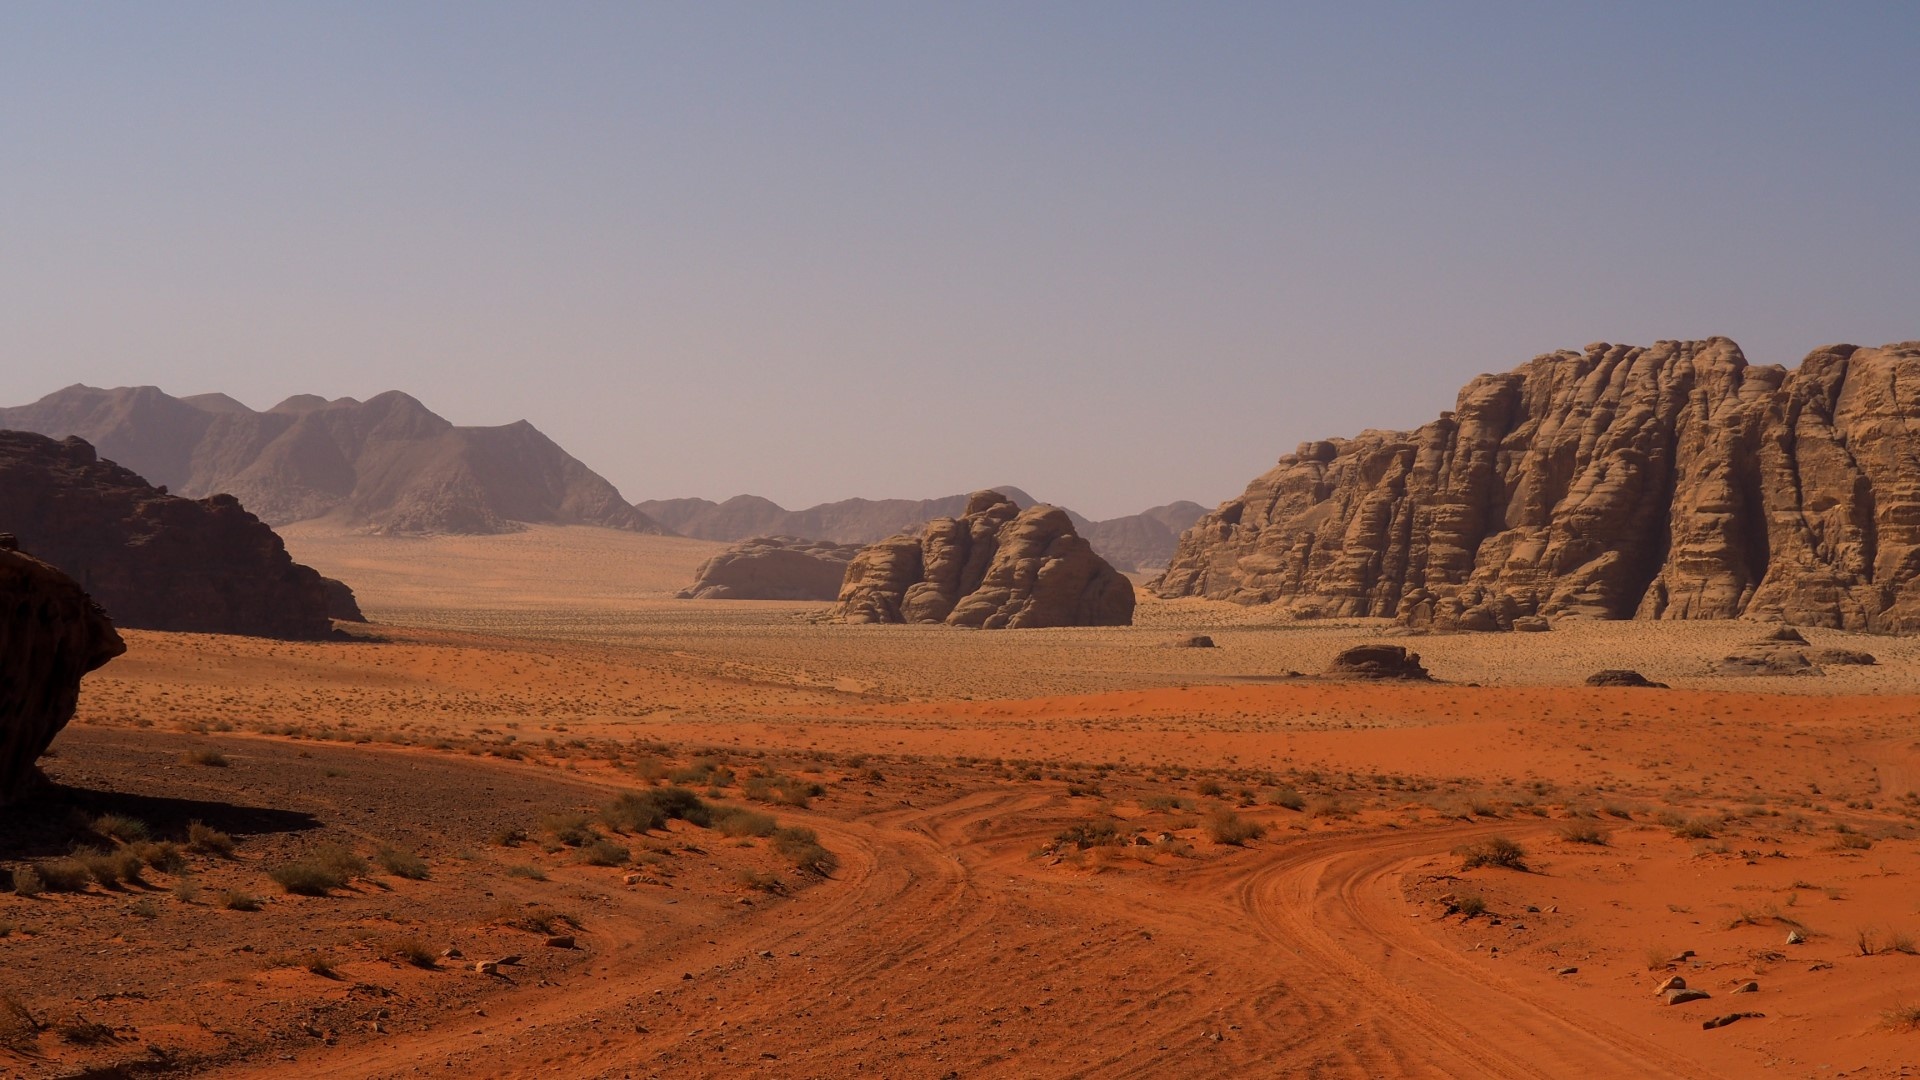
8, 5, 1920, 1078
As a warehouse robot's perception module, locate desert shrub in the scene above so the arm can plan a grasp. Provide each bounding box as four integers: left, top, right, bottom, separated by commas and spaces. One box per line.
11, 867, 45, 897
384, 935, 438, 968
270, 845, 365, 896
1456, 893, 1488, 918
187, 822, 235, 856
128, 897, 161, 919
1140, 794, 1190, 813
708, 805, 777, 838
601, 787, 710, 833
375, 847, 430, 880
1669, 816, 1719, 840
171, 876, 199, 903
670, 759, 736, 788
1055, 818, 1119, 850
490, 826, 528, 847
499, 904, 577, 935
734, 869, 785, 893
34, 858, 92, 893
91, 813, 150, 843
742, 773, 821, 808
1555, 821, 1611, 846
0, 995, 37, 1050
265, 950, 338, 977
541, 811, 598, 846
1267, 787, 1306, 811
185, 748, 230, 767
1196, 780, 1224, 798
50, 1006, 110, 1053
1207, 810, 1266, 846
504, 864, 547, 881
270, 862, 345, 896
1456, 836, 1529, 871
130, 840, 187, 873
772, 826, 837, 875
74, 847, 144, 887
1833, 831, 1874, 851
579, 838, 630, 866
1884, 1003, 1920, 1031
218, 889, 261, 911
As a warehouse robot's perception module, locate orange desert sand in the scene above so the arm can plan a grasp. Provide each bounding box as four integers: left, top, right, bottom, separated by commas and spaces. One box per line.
6, 523, 1920, 1079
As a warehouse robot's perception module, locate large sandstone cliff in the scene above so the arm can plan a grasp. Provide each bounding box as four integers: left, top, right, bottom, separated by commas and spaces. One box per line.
0, 431, 358, 639
1154, 339, 1920, 632
833, 491, 1135, 628
0, 540, 124, 804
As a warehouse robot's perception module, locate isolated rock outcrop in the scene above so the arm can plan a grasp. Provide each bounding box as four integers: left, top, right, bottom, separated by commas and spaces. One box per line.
0, 431, 357, 639
0, 538, 124, 804
1154, 340, 1920, 633
1324, 644, 1431, 680
1585, 670, 1669, 688
1715, 627, 1874, 677
639, 490, 1204, 572
677, 537, 861, 601
0, 384, 665, 536
831, 491, 1135, 628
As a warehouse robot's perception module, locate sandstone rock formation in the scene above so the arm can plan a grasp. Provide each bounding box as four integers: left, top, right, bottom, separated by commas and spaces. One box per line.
1154, 340, 1920, 633
1324, 644, 1431, 680
0, 431, 357, 639
639, 490, 1203, 572
1585, 670, 1669, 688
0, 538, 124, 804
1715, 627, 1876, 677
676, 537, 861, 601
0, 385, 665, 536
831, 491, 1135, 628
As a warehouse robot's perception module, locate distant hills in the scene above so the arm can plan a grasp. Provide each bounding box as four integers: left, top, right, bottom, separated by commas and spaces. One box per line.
639, 491, 1206, 572
0, 384, 664, 536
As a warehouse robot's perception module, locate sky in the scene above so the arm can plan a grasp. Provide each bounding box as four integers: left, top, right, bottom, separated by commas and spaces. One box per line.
3, 3, 1916, 519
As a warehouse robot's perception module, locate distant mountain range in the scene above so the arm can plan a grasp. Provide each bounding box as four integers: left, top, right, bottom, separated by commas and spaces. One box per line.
0, 384, 664, 535
0, 383, 1203, 567
638, 491, 1206, 572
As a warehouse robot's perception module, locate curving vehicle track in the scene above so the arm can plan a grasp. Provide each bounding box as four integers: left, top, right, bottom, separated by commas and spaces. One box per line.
221, 791, 1728, 1079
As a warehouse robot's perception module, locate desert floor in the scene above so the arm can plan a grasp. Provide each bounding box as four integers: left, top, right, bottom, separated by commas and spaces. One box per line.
5, 524, 1920, 1078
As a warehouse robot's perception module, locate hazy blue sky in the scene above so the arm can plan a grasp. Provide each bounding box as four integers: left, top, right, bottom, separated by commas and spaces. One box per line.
3, 3, 1916, 518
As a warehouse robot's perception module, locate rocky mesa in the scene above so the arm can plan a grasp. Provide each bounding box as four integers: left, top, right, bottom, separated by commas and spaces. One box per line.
677, 537, 862, 601
0, 431, 358, 639
0, 384, 665, 536
1154, 339, 1920, 632
0, 539, 124, 804
833, 491, 1135, 628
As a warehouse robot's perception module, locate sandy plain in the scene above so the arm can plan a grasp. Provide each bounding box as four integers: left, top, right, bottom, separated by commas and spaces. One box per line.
4, 523, 1920, 1078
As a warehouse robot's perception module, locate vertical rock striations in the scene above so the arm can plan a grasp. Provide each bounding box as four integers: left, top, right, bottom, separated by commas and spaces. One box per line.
833, 491, 1135, 628
1154, 339, 1920, 632
0, 540, 124, 804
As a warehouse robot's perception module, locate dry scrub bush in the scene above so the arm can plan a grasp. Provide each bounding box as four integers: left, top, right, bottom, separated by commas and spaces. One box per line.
772, 826, 837, 875
375, 847, 430, 880
384, 935, 438, 969
270, 844, 368, 896
55, 1018, 114, 1046
265, 950, 338, 977
1267, 787, 1306, 811
187, 822, 235, 856
11, 867, 44, 897
219, 889, 261, 911
579, 839, 630, 866
1555, 821, 1611, 846
709, 805, 777, 838
91, 814, 149, 843
1456, 837, 1529, 871
505, 864, 546, 881
0, 996, 39, 1049
1455, 894, 1488, 918
1884, 1003, 1920, 1031
1207, 810, 1266, 846
1056, 818, 1120, 850
184, 749, 230, 767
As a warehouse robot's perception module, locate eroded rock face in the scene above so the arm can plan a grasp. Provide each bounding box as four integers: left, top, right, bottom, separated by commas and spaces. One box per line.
0, 431, 357, 639
676, 537, 861, 601
1154, 340, 1920, 633
0, 541, 124, 804
832, 491, 1135, 628
1585, 670, 1669, 689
